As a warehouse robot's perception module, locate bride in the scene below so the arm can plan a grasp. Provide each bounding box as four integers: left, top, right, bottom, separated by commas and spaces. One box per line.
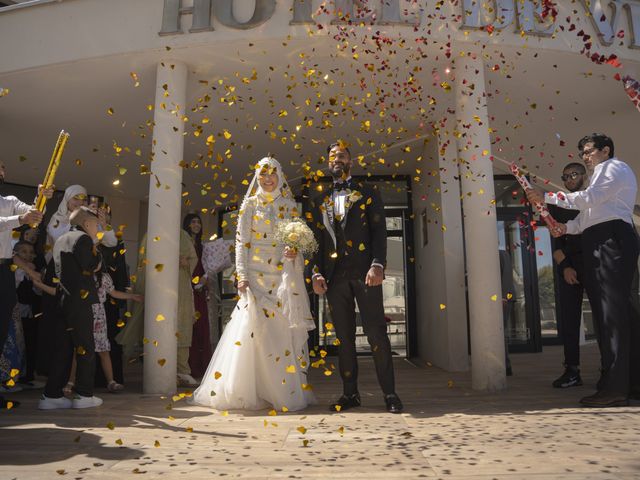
191, 157, 316, 412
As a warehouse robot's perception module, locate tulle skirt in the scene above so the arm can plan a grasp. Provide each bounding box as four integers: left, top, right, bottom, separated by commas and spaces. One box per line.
190, 287, 315, 412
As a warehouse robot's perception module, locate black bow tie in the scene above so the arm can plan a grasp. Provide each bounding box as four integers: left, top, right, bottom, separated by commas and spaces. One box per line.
333, 180, 353, 191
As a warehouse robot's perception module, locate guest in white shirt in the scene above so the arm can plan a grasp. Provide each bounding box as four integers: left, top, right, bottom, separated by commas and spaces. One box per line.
527, 133, 639, 407
0, 160, 52, 409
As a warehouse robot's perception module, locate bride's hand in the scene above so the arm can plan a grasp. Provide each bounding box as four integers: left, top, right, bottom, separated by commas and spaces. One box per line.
284, 246, 297, 259
238, 280, 249, 294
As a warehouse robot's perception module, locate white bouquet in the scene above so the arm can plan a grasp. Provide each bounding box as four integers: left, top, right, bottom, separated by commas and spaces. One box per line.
274, 218, 318, 256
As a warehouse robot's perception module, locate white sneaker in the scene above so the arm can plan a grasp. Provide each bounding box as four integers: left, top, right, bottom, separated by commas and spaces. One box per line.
177, 373, 199, 387
72, 395, 103, 409
38, 395, 73, 410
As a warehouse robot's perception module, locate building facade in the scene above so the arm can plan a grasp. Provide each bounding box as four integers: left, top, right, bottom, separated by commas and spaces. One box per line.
1, 0, 639, 394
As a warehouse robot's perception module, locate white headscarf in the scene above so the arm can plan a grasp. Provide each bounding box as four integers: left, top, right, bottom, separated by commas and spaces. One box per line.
47, 184, 87, 243
242, 157, 293, 206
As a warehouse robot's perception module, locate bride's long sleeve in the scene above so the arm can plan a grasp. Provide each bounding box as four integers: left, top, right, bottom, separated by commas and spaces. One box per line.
235, 198, 254, 283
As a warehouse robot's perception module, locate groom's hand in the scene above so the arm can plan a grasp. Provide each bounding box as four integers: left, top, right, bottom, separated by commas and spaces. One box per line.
365, 266, 384, 287
312, 275, 328, 295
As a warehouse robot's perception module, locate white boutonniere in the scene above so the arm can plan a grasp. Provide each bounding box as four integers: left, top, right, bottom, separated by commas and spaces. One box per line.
347, 190, 362, 204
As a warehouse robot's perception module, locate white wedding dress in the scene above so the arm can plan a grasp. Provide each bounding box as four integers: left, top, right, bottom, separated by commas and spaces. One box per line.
191, 159, 315, 412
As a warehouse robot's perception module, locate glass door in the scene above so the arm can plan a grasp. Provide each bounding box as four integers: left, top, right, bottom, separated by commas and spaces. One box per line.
497, 212, 543, 353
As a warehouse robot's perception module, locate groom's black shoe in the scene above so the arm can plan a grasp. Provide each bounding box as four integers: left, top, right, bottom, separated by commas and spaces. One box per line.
384, 393, 403, 414
330, 393, 361, 412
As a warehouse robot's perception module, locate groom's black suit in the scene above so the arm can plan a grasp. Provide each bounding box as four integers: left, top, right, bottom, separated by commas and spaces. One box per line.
307, 179, 396, 396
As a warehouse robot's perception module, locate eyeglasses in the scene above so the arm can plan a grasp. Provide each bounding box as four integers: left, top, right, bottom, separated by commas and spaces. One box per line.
561, 172, 582, 181
579, 147, 598, 158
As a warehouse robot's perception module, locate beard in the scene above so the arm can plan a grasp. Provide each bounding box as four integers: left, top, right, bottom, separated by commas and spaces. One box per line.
330, 164, 350, 180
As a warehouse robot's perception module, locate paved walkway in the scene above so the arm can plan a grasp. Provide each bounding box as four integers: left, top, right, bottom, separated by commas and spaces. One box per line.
2, 344, 639, 479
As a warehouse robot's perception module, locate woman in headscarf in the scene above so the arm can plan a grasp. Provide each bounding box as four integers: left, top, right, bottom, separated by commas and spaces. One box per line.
190, 157, 315, 412
46, 185, 117, 255
46, 185, 88, 253
183, 213, 213, 379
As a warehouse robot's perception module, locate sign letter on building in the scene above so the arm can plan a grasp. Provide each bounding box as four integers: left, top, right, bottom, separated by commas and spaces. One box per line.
160, 0, 213, 35
291, 0, 313, 25
160, 0, 276, 34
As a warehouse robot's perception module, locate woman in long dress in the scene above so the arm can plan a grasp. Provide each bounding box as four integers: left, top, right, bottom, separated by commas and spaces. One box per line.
182, 213, 213, 379
191, 157, 315, 412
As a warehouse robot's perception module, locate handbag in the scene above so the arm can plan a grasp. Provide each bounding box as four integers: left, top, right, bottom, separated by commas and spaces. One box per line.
202, 239, 233, 274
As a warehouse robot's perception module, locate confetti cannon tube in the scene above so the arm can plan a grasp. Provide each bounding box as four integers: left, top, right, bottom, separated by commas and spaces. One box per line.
622, 75, 640, 113
509, 162, 560, 230
32, 130, 69, 226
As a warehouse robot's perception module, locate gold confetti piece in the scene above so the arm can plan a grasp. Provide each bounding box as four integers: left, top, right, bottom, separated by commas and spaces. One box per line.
76, 346, 86, 355
9, 368, 19, 378
302, 439, 310, 447
80, 290, 89, 299
214, 371, 222, 380
185, 426, 193, 433
448, 380, 454, 388
155, 264, 164, 272
323, 370, 333, 376
268, 409, 277, 416
6, 379, 15, 387
154, 440, 161, 447
106, 422, 115, 430
223, 129, 232, 139
282, 406, 289, 412
157, 358, 166, 367
297, 426, 307, 434
9, 264, 17, 272
107, 107, 114, 115
507, 293, 513, 300
221, 410, 228, 416
334, 405, 342, 412
234, 341, 241, 346
286, 365, 296, 373
115, 438, 123, 445
116, 320, 125, 328
124, 311, 132, 318
301, 383, 313, 391
491, 294, 498, 301
56, 469, 66, 475
6, 401, 14, 409
337, 426, 345, 435
440, 304, 446, 310
192, 276, 200, 285
156, 314, 165, 322
96, 231, 105, 241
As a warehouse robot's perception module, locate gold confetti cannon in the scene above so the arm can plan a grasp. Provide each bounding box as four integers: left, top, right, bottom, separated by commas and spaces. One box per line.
32, 130, 70, 226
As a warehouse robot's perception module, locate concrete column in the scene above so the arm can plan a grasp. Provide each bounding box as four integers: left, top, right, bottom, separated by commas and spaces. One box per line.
453, 49, 506, 391
143, 60, 187, 395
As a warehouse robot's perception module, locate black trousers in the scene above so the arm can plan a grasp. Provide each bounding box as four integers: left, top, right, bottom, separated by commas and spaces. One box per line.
582, 220, 640, 396
44, 299, 96, 398
20, 315, 38, 381
0, 263, 17, 360
557, 264, 586, 367
326, 270, 395, 396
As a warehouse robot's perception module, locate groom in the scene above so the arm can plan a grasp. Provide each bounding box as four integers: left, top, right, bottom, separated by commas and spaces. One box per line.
308, 142, 403, 414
